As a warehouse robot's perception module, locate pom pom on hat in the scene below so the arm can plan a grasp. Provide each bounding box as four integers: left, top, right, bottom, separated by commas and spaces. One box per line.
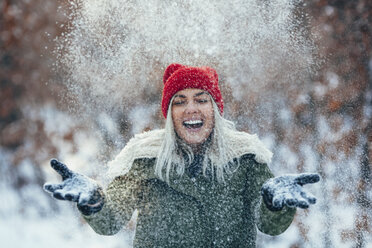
161, 63, 224, 118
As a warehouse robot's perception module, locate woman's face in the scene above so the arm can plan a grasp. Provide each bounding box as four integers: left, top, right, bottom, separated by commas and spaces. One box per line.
171, 88, 215, 149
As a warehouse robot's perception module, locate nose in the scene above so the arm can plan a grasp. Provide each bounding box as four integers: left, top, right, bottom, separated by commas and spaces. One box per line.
185, 101, 198, 114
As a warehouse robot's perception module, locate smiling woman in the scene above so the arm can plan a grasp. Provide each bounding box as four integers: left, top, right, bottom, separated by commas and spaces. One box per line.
155, 64, 238, 183
44, 63, 320, 248
171, 89, 215, 150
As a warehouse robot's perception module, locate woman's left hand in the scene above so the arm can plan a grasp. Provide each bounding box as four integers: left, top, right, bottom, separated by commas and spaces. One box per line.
261, 173, 320, 211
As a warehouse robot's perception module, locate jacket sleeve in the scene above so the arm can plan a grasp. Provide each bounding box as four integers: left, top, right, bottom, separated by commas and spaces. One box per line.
244, 155, 296, 236
81, 158, 153, 235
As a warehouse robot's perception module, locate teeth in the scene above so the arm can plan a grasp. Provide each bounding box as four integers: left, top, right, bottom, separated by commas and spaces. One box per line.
184, 120, 202, 125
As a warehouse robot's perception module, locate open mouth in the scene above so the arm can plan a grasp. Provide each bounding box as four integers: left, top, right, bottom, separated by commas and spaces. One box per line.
183, 120, 203, 129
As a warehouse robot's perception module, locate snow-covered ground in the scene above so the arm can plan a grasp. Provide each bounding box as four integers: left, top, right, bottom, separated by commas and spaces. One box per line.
0, 149, 133, 248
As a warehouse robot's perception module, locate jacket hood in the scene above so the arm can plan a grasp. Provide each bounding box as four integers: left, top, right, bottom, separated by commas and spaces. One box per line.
107, 129, 272, 180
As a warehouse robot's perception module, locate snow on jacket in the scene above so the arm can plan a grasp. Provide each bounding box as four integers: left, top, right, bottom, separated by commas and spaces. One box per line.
82, 129, 296, 247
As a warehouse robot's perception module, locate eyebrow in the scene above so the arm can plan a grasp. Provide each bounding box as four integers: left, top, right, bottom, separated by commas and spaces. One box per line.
173, 91, 207, 99
194, 91, 208, 97
173, 94, 186, 98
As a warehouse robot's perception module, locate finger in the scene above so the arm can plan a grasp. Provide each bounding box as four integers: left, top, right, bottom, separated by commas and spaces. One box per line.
297, 199, 309, 209
64, 192, 80, 202
53, 190, 66, 200
272, 194, 285, 209
50, 159, 73, 180
293, 189, 310, 209
292, 187, 311, 208
43, 183, 63, 193
284, 196, 298, 208
300, 191, 317, 204
294, 173, 320, 186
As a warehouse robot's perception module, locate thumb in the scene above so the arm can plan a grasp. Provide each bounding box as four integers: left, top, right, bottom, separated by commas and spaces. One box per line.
294, 173, 320, 186
50, 159, 74, 180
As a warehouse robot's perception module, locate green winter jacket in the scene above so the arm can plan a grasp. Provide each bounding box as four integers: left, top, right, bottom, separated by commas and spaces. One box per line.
82, 129, 296, 247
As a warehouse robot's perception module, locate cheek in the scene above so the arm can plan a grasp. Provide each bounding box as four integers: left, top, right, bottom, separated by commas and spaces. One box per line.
171, 108, 183, 130
203, 105, 214, 126
206, 116, 215, 130
171, 107, 181, 122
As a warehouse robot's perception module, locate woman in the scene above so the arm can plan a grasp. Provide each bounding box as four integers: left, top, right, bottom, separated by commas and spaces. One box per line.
44, 63, 320, 247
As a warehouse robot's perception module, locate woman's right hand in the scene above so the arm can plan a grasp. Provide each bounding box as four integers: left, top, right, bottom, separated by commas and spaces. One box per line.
43, 159, 104, 215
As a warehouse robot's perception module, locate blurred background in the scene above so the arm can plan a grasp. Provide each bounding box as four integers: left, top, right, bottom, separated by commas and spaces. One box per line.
0, 0, 371, 247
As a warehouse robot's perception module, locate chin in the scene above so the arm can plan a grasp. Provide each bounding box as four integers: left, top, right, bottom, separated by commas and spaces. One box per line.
185, 139, 205, 146
182, 132, 210, 146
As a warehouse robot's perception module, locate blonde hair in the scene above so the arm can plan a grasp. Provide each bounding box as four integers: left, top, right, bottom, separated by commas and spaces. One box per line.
155, 96, 238, 183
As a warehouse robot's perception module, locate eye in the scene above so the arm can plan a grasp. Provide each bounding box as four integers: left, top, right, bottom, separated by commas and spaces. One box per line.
196, 99, 208, 104
173, 100, 186, 106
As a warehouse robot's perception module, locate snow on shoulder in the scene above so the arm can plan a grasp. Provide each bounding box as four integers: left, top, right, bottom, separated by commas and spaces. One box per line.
107, 129, 165, 179
107, 128, 272, 179
223, 129, 273, 165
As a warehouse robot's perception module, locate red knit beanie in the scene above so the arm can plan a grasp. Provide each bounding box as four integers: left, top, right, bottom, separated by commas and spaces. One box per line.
161, 63, 224, 118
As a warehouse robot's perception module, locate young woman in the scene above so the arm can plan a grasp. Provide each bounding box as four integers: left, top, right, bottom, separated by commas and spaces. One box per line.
44, 63, 320, 247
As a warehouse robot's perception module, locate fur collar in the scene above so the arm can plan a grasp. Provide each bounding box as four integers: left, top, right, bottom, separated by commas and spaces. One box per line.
107, 129, 272, 179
